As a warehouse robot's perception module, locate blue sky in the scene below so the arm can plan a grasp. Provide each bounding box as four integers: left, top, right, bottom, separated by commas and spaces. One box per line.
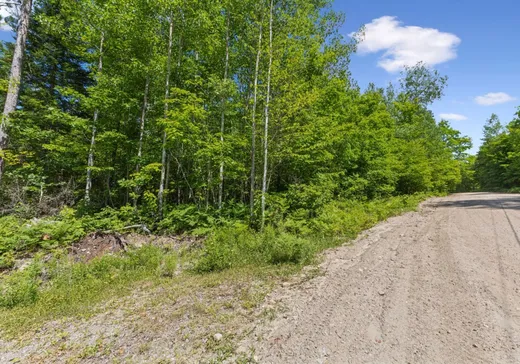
333, 0, 519, 153
0, 30, 12, 43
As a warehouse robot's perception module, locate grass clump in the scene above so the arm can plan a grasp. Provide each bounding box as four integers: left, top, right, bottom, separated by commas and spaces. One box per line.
0, 245, 178, 311
195, 225, 314, 273
0, 260, 42, 308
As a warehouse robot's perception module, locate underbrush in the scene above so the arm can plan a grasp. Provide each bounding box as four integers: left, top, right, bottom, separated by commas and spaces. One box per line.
0, 245, 180, 310
195, 225, 316, 273
0, 193, 429, 335
196, 194, 428, 273
0, 203, 243, 270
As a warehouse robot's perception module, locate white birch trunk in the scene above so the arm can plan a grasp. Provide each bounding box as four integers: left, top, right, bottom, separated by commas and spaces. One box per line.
134, 77, 150, 207
261, 0, 274, 229
0, 0, 33, 181
158, 17, 174, 217
218, 12, 230, 210
85, 33, 104, 204
250, 14, 263, 221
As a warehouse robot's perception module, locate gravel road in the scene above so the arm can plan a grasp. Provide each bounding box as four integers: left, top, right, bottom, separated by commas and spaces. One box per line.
249, 193, 520, 364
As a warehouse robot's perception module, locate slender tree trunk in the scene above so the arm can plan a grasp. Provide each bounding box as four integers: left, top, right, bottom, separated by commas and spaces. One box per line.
85, 33, 104, 204
206, 162, 211, 209
158, 17, 174, 218
0, 0, 33, 182
173, 10, 184, 205
134, 77, 150, 207
165, 151, 171, 201
261, 0, 274, 229
250, 14, 263, 222
218, 12, 230, 210
177, 143, 183, 204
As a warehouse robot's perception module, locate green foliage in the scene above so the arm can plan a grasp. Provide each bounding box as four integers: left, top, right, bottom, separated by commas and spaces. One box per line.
0, 251, 15, 270
311, 195, 427, 238
195, 224, 314, 273
0, 205, 144, 265
0, 260, 42, 308
0, 245, 178, 310
79, 205, 137, 232
157, 205, 219, 235
196, 194, 428, 273
261, 228, 313, 265
0, 0, 469, 220
0, 208, 84, 256
400, 62, 448, 106
475, 110, 520, 190
195, 224, 260, 272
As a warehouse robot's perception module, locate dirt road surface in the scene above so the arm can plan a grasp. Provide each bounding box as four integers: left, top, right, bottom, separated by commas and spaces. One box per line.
246, 193, 520, 364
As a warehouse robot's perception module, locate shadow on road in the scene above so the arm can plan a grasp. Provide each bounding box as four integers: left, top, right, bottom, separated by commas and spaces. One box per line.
436, 195, 520, 211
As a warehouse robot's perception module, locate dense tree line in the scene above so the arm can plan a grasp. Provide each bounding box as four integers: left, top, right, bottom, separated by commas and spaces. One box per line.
0, 0, 472, 228
475, 111, 520, 191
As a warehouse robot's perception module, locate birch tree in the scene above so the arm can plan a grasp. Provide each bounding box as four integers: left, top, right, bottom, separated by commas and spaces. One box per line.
85, 33, 104, 204
260, 0, 273, 229
0, 0, 32, 181
249, 5, 263, 221
218, 10, 230, 210
158, 14, 174, 217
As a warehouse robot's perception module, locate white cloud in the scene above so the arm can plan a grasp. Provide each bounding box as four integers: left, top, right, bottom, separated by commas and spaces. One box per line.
439, 113, 468, 121
352, 16, 461, 73
0, 4, 17, 31
474, 92, 516, 106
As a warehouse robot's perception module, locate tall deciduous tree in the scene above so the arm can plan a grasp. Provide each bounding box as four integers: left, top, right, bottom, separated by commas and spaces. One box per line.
0, 0, 32, 181
85, 33, 104, 204
158, 14, 174, 217
260, 0, 273, 229
249, 4, 263, 222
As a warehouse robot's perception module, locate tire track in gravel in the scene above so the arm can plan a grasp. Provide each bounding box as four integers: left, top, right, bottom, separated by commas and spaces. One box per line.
241, 193, 520, 364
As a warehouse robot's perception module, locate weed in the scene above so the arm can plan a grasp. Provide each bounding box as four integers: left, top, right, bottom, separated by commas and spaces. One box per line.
138, 342, 151, 354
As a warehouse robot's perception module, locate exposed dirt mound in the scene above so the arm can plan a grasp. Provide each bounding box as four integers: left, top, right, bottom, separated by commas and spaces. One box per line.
124, 233, 204, 251
69, 232, 205, 262
70, 232, 128, 262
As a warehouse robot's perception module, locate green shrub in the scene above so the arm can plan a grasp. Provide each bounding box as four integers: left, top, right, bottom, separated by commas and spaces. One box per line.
311, 195, 426, 239
0, 261, 42, 308
79, 206, 134, 232
195, 225, 314, 273
157, 205, 218, 235
262, 231, 313, 265
160, 254, 178, 277
195, 225, 254, 273
0, 252, 15, 270
0, 245, 181, 310
126, 245, 164, 271
0, 208, 85, 255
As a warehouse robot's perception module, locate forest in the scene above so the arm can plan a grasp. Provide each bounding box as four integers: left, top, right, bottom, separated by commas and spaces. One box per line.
0, 0, 516, 291
474, 113, 520, 191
